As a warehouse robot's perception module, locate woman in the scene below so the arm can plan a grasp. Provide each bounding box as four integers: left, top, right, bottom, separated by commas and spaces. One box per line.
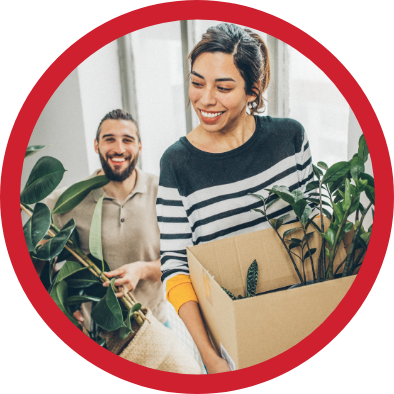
156, 23, 313, 373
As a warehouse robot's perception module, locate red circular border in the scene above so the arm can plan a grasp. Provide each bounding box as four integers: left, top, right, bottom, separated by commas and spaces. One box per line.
1, 1, 393, 392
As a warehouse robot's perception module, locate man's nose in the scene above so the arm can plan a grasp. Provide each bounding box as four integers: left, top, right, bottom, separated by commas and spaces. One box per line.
113, 140, 125, 154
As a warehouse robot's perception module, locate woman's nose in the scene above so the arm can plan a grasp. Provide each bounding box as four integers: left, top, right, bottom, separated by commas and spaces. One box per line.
200, 87, 216, 106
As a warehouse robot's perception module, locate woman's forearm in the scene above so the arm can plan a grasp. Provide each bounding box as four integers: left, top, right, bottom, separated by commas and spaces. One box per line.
178, 300, 231, 374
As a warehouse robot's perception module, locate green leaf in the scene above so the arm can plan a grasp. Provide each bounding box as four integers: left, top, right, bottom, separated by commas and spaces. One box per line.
359, 172, 374, 188
252, 208, 265, 216
329, 177, 345, 193
333, 201, 344, 223
350, 157, 365, 181
25, 145, 47, 158
119, 308, 135, 340
269, 219, 281, 230
322, 208, 332, 221
301, 204, 312, 225
365, 186, 375, 205
50, 281, 79, 327
30, 203, 51, 248
265, 197, 279, 210
248, 193, 265, 203
283, 227, 302, 238
343, 178, 351, 211
53, 261, 93, 286
306, 198, 331, 207
302, 231, 315, 242
291, 189, 304, 203
246, 260, 258, 298
53, 176, 109, 214
222, 287, 237, 300
313, 164, 323, 180
35, 219, 75, 261
356, 234, 368, 250
325, 247, 331, 261
344, 222, 354, 233
91, 278, 125, 331
305, 181, 320, 192
357, 178, 368, 193
293, 199, 307, 219
321, 162, 351, 184
304, 248, 316, 260
20, 156, 66, 204
23, 218, 34, 252
67, 279, 99, 289
289, 242, 301, 250
305, 214, 321, 231
89, 194, 105, 271
358, 134, 369, 163
64, 295, 102, 305
265, 186, 295, 205
317, 161, 328, 171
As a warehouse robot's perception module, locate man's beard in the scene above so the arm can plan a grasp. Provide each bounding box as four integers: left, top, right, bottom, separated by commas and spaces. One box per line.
98, 149, 139, 182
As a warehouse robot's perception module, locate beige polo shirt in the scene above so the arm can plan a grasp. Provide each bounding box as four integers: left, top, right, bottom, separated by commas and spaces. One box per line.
45, 168, 167, 324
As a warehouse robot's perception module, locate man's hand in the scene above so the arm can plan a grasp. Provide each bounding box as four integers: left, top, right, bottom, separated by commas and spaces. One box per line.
103, 262, 143, 298
73, 310, 84, 325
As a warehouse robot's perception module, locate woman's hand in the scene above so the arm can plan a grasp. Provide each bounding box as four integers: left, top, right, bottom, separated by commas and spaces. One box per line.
103, 262, 143, 297
204, 355, 231, 374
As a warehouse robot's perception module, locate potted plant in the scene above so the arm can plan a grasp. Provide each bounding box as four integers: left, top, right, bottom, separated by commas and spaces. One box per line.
21, 146, 201, 374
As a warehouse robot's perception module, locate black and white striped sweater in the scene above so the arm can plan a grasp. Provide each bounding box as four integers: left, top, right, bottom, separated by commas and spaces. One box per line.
156, 115, 314, 287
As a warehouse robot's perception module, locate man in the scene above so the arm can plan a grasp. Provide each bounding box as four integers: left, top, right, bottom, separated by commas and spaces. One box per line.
45, 109, 167, 327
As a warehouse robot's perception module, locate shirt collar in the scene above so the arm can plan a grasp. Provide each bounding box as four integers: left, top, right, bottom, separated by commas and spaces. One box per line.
91, 167, 148, 203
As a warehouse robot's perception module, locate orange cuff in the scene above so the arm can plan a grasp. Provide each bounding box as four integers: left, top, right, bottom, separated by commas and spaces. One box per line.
166, 275, 198, 314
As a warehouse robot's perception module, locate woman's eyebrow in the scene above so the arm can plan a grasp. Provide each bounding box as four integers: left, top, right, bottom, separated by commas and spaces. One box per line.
191, 70, 235, 83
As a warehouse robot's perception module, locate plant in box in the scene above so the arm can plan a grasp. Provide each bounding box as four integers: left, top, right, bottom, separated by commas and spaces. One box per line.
247, 134, 373, 290
21, 146, 201, 373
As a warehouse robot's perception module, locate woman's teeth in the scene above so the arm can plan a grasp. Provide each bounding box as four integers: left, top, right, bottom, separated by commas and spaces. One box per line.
201, 111, 224, 118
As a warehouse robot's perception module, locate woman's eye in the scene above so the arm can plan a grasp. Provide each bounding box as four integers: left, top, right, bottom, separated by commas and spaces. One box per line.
218, 87, 231, 92
192, 82, 202, 87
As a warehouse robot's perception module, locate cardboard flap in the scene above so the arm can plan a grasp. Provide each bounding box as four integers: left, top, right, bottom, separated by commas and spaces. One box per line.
189, 217, 347, 294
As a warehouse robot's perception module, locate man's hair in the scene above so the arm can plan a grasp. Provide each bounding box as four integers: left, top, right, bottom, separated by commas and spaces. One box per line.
96, 109, 140, 142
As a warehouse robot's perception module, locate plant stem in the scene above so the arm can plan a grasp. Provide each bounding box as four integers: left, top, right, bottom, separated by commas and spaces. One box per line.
342, 202, 372, 277
334, 257, 347, 276
302, 225, 316, 282
21, 203, 147, 323
262, 199, 304, 285
351, 249, 366, 274
319, 181, 326, 281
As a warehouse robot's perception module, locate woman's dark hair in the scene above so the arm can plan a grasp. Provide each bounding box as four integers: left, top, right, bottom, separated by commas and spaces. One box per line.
188, 23, 270, 114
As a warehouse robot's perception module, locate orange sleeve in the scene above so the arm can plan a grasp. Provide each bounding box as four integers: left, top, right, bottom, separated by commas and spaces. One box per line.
166, 274, 198, 314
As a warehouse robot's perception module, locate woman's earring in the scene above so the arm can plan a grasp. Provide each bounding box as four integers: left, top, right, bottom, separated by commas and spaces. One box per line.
252, 102, 257, 108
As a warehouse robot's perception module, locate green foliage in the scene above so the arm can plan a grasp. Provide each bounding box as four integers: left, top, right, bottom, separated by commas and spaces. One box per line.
21, 156, 66, 204
350, 157, 364, 181
222, 287, 237, 300
23, 218, 34, 252
53, 261, 93, 286
30, 203, 51, 248
25, 145, 46, 158
35, 219, 75, 261
246, 260, 258, 298
53, 176, 110, 214
358, 135, 369, 163
91, 278, 125, 331
119, 303, 142, 339
50, 281, 79, 327
321, 161, 351, 184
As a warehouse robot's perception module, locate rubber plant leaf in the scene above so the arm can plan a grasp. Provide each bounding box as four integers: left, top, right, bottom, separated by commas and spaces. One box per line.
91, 278, 126, 331
25, 145, 46, 158
53, 261, 93, 286
50, 281, 79, 327
358, 134, 369, 163
64, 295, 102, 305
53, 175, 110, 214
20, 156, 66, 204
119, 303, 142, 339
23, 217, 34, 253
89, 194, 105, 273
321, 161, 351, 184
30, 203, 51, 248
35, 218, 75, 261
245, 260, 258, 298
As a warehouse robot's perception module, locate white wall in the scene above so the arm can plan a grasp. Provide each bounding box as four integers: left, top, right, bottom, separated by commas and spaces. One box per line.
77, 39, 124, 174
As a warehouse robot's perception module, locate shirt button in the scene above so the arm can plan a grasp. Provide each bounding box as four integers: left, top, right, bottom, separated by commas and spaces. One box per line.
121, 218, 125, 223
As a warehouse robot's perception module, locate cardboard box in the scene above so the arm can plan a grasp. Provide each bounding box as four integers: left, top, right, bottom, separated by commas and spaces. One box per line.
187, 220, 354, 370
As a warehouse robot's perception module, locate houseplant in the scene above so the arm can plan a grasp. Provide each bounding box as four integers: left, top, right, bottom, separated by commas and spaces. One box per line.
21, 146, 201, 373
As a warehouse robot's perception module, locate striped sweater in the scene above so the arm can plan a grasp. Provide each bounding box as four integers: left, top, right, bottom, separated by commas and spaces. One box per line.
156, 115, 314, 309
